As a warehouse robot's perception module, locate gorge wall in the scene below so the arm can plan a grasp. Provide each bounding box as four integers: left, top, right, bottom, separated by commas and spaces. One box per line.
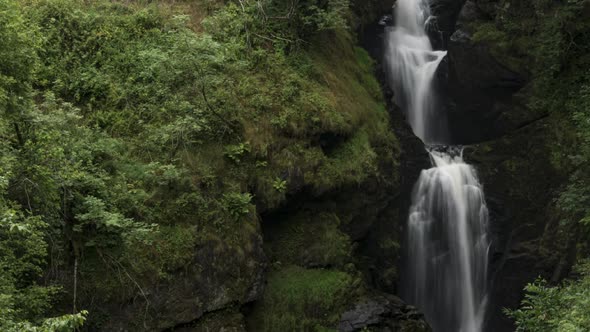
364, 0, 584, 330
5, 0, 583, 331
59, 1, 433, 331
185, 0, 580, 330
417, 0, 586, 330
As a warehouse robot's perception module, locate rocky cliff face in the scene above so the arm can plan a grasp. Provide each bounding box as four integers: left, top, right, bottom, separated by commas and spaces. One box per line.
465, 121, 562, 332
428, 0, 572, 330
94, 0, 572, 329
430, 0, 536, 144
243, 63, 432, 332
98, 217, 266, 331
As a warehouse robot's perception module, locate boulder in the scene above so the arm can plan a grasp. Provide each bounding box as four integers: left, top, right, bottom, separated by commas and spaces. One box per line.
172, 309, 247, 332
338, 294, 431, 332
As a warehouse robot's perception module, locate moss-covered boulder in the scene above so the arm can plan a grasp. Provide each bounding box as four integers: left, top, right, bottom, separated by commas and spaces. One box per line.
91, 216, 266, 331
247, 266, 362, 331
171, 308, 247, 332
339, 294, 431, 332
264, 212, 353, 268
246, 266, 431, 332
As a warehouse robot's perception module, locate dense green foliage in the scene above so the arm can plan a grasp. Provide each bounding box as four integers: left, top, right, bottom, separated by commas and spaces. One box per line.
507, 263, 590, 331
0, 0, 395, 329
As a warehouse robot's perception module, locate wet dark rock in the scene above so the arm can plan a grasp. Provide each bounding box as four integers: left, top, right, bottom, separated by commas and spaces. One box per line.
357, 2, 433, 295
355, 48, 431, 292
472, 0, 501, 18
338, 294, 431, 332
379, 14, 394, 26
457, 0, 486, 22
170, 308, 246, 332
423, 0, 535, 144
352, 0, 395, 28
430, 0, 466, 33
445, 30, 529, 143
464, 118, 563, 331
428, 0, 466, 48
450, 28, 471, 43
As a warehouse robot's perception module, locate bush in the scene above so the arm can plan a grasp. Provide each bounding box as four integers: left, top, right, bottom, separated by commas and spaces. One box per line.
506, 262, 590, 331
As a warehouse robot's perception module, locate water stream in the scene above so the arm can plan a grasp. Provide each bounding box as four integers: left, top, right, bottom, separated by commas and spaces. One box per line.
384, 0, 447, 143
405, 147, 490, 331
385, 0, 491, 331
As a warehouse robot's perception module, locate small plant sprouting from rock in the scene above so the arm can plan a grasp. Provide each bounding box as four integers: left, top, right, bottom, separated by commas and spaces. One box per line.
223, 192, 253, 221
272, 178, 287, 193
224, 142, 251, 164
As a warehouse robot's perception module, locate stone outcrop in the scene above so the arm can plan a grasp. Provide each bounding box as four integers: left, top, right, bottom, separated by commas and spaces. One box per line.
465, 118, 562, 331
427, 0, 466, 49
447, 0, 540, 143
446, 28, 529, 143
338, 294, 431, 332
100, 219, 267, 331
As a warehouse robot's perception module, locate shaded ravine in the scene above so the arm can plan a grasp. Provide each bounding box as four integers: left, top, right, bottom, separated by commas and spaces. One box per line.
385, 0, 491, 331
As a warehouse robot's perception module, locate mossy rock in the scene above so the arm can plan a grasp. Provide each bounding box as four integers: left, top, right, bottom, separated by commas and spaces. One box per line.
247, 266, 363, 332
171, 308, 246, 332
338, 294, 431, 332
264, 212, 353, 268
83, 215, 266, 331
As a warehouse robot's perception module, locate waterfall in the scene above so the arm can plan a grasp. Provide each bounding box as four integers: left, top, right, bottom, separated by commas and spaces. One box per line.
405, 147, 490, 331
384, 0, 447, 143
384, 0, 491, 331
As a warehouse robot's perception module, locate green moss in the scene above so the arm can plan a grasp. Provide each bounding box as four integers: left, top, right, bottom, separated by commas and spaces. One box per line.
126, 225, 199, 278
243, 29, 399, 207
311, 129, 378, 190
265, 212, 352, 268
308, 31, 386, 132
76, 224, 199, 304
247, 266, 361, 332
176, 307, 245, 332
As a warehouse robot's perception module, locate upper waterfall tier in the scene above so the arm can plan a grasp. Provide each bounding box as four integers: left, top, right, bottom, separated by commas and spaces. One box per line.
385, 0, 492, 331
385, 0, 447, 144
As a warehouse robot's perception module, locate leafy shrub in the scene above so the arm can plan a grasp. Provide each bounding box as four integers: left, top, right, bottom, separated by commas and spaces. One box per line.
223, 192, 253, 221
506, 263, 590, 331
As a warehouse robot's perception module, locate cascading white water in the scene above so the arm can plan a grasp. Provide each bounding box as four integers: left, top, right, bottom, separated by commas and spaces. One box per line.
384, 0, 491, 331
384, 0, 447, 143
405, 147, 490, 332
